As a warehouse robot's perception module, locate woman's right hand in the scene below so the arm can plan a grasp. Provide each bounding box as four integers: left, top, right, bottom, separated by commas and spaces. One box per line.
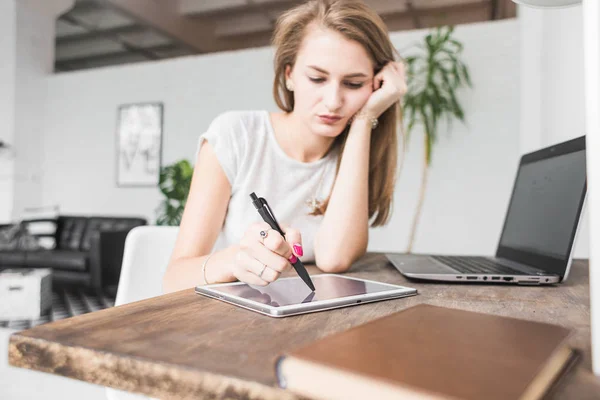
230, 222, 302, 286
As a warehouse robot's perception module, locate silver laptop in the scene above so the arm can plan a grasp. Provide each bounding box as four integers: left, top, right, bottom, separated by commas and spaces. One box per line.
387, 135, 587, 285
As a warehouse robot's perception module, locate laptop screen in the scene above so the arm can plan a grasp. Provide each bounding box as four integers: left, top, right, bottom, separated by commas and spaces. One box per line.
496, 137, 586, 276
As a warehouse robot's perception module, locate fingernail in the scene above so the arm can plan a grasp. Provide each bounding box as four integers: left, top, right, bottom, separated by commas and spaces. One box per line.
293, 244, 303, 257
289, 255, 298, 264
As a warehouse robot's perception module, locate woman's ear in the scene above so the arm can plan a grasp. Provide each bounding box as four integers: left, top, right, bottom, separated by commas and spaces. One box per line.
285, 64, 292, 81
284, 65, 295, 92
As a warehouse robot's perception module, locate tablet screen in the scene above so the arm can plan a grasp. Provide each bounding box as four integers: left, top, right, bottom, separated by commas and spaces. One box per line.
210, 275, 398, 307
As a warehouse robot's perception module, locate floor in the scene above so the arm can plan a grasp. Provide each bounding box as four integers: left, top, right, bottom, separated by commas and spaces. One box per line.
1, 288, 115, 399
0, 287, 115, 329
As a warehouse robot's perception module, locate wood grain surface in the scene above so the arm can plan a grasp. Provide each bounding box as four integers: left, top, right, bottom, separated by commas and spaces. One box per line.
8, 254, 600, 399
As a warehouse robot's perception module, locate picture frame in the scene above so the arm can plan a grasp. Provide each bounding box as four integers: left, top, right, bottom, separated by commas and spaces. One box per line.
116, 102, 163, 187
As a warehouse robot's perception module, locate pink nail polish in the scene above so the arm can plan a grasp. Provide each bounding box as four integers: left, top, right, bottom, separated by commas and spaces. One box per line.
289, 255, 298, 264
293, 244, 303, 257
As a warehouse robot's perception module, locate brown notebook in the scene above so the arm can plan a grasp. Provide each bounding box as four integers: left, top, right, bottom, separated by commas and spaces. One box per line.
275, 304, 576, 400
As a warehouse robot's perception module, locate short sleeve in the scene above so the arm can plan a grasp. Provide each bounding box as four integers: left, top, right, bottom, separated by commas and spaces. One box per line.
196, 111, 243, 187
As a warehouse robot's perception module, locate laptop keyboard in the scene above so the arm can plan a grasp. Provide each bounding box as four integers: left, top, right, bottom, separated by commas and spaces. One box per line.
431, 255, 525, 275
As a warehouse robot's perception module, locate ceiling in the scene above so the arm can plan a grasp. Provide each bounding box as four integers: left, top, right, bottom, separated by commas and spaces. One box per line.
54, 0, 516, 72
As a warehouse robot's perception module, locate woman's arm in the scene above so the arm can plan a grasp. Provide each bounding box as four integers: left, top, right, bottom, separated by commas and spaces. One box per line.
163, 139, 301, 293
314, 61, 407, 272
162, 141, 236, 293
314, 119, 371, 272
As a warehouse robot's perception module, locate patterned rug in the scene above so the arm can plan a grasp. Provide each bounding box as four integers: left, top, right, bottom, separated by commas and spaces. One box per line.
0, 288, 115, 330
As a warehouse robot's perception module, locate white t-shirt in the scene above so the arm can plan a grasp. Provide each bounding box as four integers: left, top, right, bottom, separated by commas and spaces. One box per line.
197, 110, 339, 262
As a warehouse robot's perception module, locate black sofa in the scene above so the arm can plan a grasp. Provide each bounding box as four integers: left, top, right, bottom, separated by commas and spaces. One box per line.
0, 215, 147, 293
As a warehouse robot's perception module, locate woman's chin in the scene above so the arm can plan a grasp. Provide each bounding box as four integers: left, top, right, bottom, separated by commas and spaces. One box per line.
312, 122, 346, 138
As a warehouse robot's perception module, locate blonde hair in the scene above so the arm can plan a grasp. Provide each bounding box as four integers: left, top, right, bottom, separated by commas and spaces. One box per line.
272, 0, 401, 227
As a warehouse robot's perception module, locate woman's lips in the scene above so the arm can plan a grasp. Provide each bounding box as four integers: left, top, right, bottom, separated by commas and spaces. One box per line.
318, 115, 342, 124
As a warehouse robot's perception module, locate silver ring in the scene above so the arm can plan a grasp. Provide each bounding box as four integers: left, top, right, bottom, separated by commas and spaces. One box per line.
259, 229, 270, 244
258, 264, 267, 278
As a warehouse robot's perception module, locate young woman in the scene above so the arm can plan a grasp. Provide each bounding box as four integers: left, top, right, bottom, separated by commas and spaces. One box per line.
163, 0, 407, 293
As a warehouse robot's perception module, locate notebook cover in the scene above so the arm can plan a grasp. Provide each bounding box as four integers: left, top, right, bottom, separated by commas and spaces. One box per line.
276, 304, 575, 400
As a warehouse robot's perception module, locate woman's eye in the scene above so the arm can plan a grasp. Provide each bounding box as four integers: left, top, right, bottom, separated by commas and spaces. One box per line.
308, 76, 363, 89
345, 82, 364, 89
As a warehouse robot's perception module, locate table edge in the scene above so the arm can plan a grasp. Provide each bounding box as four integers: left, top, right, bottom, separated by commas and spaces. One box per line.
8, 332, 298, 400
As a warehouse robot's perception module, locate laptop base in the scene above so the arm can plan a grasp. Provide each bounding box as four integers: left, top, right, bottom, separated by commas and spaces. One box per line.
386, 253, 561, 285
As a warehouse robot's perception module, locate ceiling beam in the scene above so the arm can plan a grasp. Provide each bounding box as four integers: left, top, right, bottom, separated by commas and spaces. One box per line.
212, 30, 275, 52
56, 43, 178, 67
380, 12, 416, 33
180, 0, 300, 17
99, 0, 219, 53
416, 1, 493, 29
363, 0, 408, 15
380, 0, 497, 33
56, 24, 144, 45
57, 14, 168, 62
55, 53, 149, 71
214, 12, 273, 38
411, 0, 488, 8
55, 0, 518, 71
405, 0, 422, 29
213, 0, 502, 43
494, 0, 517, 19
179, 0, 248, 16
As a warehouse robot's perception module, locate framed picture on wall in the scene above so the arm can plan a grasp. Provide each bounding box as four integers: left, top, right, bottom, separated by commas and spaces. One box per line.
116, 102, 163, 187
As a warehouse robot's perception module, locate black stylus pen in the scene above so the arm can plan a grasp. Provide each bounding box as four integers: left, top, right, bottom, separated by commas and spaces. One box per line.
250, 192, 316, 292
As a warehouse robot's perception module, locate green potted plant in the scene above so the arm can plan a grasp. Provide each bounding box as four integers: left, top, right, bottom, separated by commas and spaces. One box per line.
155, 159, 193, 226
402, 25, 472, 252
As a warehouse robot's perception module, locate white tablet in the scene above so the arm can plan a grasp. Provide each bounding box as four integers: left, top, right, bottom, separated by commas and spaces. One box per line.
195, 274, 417, 318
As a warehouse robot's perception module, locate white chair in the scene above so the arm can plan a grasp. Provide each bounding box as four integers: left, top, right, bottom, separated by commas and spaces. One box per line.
106, 225, 179, 400
115, 225, 179, 306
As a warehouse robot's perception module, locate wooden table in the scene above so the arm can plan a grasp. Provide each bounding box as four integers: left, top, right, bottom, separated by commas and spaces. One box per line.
8, 254, 600, 399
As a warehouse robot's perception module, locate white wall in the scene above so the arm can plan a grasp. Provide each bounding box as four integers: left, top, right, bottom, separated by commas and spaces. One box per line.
38, 14, 590, 258
41, 19, 525, 257
370, 20, 521, 256
0, 0, 16, 224
0, 0, 73, 224
519, 5, 586, 150
519, 4, 588, 258
42, 47, 277, 220
582, 0, 600, 376
541, 7, 585, 147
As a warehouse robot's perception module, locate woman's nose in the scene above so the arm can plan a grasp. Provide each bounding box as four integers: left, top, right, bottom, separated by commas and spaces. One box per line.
324, 84, 343, 111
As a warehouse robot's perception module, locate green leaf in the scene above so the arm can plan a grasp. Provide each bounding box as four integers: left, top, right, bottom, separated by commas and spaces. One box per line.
156, 159, 194, 225
402, 24, 471, 164
461, 64, 472, 87
449, 39, 463, 52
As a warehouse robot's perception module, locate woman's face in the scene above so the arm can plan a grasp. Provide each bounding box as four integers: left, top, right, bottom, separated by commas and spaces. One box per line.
286, 26, 375, 138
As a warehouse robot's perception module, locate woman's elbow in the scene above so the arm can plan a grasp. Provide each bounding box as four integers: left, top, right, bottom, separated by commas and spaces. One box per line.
162, 262, 178, 294
314, 241, 368, 273
316, 255, 357, 273
162, 271, 173, 294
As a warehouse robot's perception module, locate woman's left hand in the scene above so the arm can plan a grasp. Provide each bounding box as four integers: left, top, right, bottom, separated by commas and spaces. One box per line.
360, 61, 407, 119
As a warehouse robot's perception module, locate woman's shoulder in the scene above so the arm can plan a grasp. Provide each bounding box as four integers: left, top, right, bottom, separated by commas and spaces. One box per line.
208, 110, 268, 132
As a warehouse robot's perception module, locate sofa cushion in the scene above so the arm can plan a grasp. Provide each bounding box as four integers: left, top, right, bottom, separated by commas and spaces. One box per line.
51, 269, 92, 287
0, 251, 27, 267
19, 205, 59, 249
25, 250, 88, 271
80, 217, 146, 251
22, 219, 58, 250
57, 217, 88, 251
0, 224, 22, 250
0, 224, 42, 251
